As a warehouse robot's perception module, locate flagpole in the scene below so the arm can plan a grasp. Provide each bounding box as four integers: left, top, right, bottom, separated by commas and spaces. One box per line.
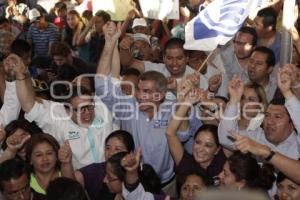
280, 0, 295, 66
197, 50, 214, 73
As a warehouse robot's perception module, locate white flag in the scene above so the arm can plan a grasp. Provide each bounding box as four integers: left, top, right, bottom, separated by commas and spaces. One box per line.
184, 0, 264, 51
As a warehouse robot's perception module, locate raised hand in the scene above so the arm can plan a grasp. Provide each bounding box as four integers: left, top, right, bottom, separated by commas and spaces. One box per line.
167, 77, 177, 91
277, 67, 292, 98
3, 54, 27, 78
184, 88, 207, 105
208, 74, 222, 93
103, 21, 122, 45
121, 149, 141, 173
228, 75, 244, 104
177, 79, 194, 102
6, 133, 31, 153
185, 72, 200, 86
282, 64, 300, 88
58, 141, 72, 164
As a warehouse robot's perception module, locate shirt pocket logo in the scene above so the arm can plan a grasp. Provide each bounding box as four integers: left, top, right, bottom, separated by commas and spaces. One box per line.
68, 131, 80, 140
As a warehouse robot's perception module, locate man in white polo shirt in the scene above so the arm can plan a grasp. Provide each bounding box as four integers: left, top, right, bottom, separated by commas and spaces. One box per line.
7, 53, 116, 169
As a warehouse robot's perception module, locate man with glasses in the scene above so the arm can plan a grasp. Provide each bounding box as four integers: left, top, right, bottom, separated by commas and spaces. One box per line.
8, 53, 116, 169
218, 26, 257, 83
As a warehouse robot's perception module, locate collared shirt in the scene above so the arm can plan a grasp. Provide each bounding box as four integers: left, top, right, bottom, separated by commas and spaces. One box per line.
219, 43, 250, 83
95, 76, 199, 183
25, 98, 116, 169
122, 183, 169, 200
218, 103, 300, 159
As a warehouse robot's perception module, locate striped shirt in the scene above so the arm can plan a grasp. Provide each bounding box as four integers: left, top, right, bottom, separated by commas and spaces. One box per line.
27, 23, 60, 56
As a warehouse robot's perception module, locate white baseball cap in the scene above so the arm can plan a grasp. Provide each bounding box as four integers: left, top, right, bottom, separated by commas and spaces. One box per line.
132, 33, 151, 45
28, 8, 41, 23
132, 18, 147, 29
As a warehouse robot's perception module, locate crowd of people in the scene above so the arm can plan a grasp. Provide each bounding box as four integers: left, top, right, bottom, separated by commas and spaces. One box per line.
0, 0, 300, 200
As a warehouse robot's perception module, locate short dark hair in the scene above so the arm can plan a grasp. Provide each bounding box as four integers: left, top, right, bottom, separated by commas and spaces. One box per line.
238, 26, 258, 46
11, 40, 32, 58
122, 68, 141, 77
177, 171, 212, 196
139, 71, 167, 92
50, 42, 72, 57
46, 177, 89, 200
94, 10, 111, 22
164, 38, 186, 55
54, 2, 67, 10
252, 46, 275, 67
228, 152, 275, 191
66, 85, 92, 103
257, 7, 278, 31
0, 159, 30, 191
105, 130, 135, 152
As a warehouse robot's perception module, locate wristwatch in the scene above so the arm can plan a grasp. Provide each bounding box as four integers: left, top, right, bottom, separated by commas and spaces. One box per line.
264, 150, 276, 162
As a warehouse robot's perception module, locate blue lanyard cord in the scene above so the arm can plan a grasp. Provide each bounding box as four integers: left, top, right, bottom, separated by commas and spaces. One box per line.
87, 127, 100, 163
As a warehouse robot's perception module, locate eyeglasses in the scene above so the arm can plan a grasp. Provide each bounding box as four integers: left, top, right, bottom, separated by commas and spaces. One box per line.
72, 103, 95, 113
5, 183, 30, 199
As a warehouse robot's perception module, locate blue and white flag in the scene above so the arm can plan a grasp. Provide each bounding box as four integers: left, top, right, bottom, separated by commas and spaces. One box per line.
184, 0, 264, 51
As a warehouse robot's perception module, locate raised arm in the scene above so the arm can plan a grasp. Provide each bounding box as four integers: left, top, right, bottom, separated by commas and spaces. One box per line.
96, 22, 121, 76
6, 54, 35, 113
277, 65, 300, 133
111, 23, 122, 79
166, 78, 202, 166
76, 17, 95, 46
121, 150, 159, 200
218, 76, 244, 150
58, 141, 76, 180
0, 60, 23, 126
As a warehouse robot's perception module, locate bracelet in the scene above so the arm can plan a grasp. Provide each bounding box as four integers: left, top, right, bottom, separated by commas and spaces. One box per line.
264, 150, 276, 162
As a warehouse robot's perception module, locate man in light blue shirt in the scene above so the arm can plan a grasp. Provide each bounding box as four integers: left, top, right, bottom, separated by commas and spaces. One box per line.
94, 22, 200, 197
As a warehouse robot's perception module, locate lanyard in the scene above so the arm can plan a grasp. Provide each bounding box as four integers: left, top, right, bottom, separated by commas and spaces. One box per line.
86, 116, 104, 163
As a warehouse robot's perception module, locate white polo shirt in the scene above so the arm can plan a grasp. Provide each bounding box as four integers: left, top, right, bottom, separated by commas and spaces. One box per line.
25, 98, 117, 169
